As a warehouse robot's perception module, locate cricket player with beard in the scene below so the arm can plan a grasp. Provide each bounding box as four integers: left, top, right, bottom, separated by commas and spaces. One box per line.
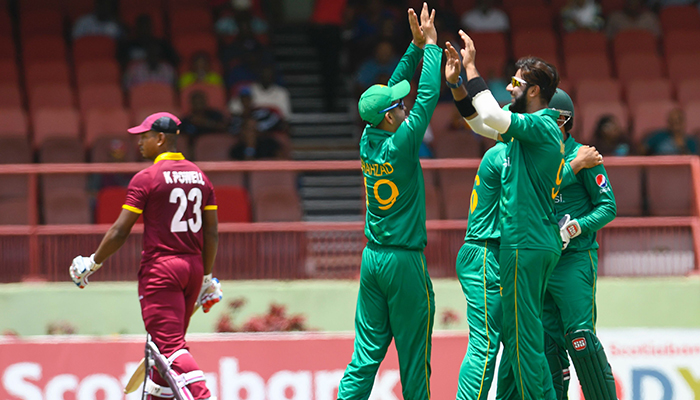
69, 112, 222, 400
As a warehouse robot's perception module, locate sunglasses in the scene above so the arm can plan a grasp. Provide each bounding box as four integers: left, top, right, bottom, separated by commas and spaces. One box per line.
511, 76, 527, 88
379, 98, 405, 114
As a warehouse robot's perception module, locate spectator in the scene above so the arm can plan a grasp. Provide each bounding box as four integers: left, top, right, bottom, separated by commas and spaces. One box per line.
180, 91, 228, 136
123, 42, 176, 89
215, 1, 269, 38
460, 0, 509, 32
118, 14, 179, 67
220, 16, 272, 73
230, 118, 281, 160
643, 108, 699, 155
355, 40, 399, 92
592, 115, 634, 156
229, 87, 287, 135
229, 65, 291, 118
606, 0, 661, 37
179, 52, 225, 89
561, 0, 604, 32
311, 0, 348, 111
72, 0, 124, 40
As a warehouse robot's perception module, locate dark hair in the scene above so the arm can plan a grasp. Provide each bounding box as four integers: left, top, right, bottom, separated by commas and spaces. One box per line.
594, 115, 616, 139
515, 57, 560, 103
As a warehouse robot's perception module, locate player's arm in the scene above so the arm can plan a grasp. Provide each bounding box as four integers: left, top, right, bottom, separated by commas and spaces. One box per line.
387, 7, 427, 86
561, 146, 603, 189
196, 185, 222, 313
202, 209, 218, 276
393, 5, 441, 155
443, 41, 503, 142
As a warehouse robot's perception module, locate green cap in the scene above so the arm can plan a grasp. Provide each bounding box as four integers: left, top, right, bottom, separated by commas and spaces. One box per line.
548, 88, 574, 121
358, 80, 411, 127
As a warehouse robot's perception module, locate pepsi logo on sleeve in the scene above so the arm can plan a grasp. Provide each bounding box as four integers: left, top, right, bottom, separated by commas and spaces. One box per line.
596, 174, 610, 193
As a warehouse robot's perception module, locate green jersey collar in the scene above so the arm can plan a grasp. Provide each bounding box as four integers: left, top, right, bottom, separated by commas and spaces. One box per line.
364, 125, 393, 138
536, 107, 560, 119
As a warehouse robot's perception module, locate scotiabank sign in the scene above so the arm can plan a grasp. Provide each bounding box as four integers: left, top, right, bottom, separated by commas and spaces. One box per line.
1, 330, 699, 400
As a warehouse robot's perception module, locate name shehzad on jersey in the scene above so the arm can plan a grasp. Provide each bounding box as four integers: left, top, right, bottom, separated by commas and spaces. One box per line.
163, 171, 206, 185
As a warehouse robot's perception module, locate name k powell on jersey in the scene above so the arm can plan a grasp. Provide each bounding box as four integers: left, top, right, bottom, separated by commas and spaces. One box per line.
595, 174, 611, 194
163, 171, 206, 186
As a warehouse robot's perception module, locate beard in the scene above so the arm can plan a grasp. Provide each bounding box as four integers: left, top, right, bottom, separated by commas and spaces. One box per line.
509, 88, 528, 114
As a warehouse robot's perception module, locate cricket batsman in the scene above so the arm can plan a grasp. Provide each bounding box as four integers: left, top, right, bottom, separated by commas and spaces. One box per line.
443, 43, 604, 400
543, 89, 618, 400
69, 112, 222, 400
456, 29, 564, 400
336, 3, 441, 399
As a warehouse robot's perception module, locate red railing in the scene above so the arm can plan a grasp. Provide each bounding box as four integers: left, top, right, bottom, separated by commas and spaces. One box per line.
1, 156, 699, 281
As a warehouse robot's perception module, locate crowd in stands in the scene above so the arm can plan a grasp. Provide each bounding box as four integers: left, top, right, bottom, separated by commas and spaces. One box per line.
0, 0, 296, 224
348, 0, 700, 158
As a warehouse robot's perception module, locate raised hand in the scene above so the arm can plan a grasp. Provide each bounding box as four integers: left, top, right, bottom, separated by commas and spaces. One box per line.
444, 41, 461, 85
458, 30, 476, 69
575, 145, 604, 169
419, 2, 437, 46
408, 8, 425, 49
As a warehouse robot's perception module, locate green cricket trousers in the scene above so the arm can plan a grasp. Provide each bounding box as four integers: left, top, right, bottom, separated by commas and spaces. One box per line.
455, 240, 501, 400
496, 248, 559, 400
337, 242, 435, 400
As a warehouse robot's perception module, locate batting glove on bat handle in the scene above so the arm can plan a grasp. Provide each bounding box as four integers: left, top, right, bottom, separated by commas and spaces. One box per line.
69, 254, 103, 289
196, 275, 223, 313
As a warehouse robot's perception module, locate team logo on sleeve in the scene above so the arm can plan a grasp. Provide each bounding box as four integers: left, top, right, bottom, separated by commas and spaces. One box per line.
595, 174, 608, 188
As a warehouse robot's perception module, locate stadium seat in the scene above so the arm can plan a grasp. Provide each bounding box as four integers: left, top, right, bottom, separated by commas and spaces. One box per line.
0, 36, 15, 62
65, 0, 93, 20
78, 84, 124, 115
625, 79, 673, 114
575, 79, 622, 108
476, 54, 508, 81
128, 83, 177, 110
663, 31, 700, 58
632, 100, 678, 141
173, 33, 218, 62
676, 79, 700, 107
43, 189, 91, 224
612, 29, 658, 57
73, 36, 117, 63
215, 186, 252, 223
433, 132, 483, 158
0, 135, 31, 223
647, 166, 692, 216
0, 198, 28, 225
91, 135, 139, 162
194, 133, 236, 161
180, 84, 227, 115
683, 101, 700, 134
558, 78, 573, 96
615, 53, 664, 84
76, 60, 121, 88
169, 7, 213, 36
439, 169, 477, 220
39, 137, 85, 163
0, 60, 19, 84
605, 166, 642, 216
600, 0, 626, 13
0, 107, 28, 136
32, 107, 80, 147
25, 61, 71, 88
0, 11, 12, 37
28, 83, 75, 112
84, 108, 130, 146
424, 182, 442, 220
253, 187, 302, 222
0, 84, 23, 108
580, 101, 629, 143
659, 5, 700, 33
122, 8, 165, 37
0, 136, 31, 163
562, 31, 607, 58
249, 171, 297, 200
565, 54, 612, 84
22, 35, 66, 63
512, 30, 559, 62
468, 32, 508, 59
509, 6, 554, 32
429, 102, 464, 140
667, 54, 700, 86
20, 9, 63, 38
95, 186, 129, 224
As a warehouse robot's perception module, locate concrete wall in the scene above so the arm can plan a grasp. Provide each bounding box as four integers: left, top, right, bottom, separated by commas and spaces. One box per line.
1, 277, 699, 336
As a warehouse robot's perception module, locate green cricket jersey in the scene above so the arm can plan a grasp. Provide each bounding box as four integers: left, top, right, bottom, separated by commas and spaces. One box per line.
500, 108, 564, 253
361, 43, 442, 250
464, 141, 507, 242
555, 135, 617, 251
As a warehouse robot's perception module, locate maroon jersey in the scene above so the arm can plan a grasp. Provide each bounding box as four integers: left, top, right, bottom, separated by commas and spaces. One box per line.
123, 152, 217, 264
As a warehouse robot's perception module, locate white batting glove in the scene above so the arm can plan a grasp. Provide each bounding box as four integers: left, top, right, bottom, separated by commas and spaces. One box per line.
558, 214, 582, 250
196, 274, 222, 313
69, 254, 102, 288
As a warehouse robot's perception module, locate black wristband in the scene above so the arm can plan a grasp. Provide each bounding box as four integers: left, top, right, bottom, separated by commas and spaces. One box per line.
466, 76, 489, 97
454, 96, 477, 118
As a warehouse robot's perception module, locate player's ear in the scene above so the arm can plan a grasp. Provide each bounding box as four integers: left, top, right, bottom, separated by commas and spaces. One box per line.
156, 132, 166, 147
528, 84, 540, 99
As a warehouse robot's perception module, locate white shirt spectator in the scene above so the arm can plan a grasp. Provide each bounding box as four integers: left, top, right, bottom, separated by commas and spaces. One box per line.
230, 82, 292, 118
72, 14, 123, 39
461, 8, 509, 32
